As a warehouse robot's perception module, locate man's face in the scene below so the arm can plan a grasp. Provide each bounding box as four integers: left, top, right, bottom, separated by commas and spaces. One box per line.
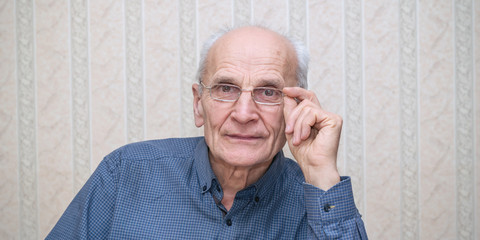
193, 27, 297, 169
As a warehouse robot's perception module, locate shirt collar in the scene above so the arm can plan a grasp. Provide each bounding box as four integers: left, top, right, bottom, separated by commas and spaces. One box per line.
250, 150, 285, 200
194, 137, 286, 198
194, 138, 217, 193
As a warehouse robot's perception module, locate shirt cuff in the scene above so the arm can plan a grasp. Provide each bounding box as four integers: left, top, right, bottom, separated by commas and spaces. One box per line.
303, 176, 358, 224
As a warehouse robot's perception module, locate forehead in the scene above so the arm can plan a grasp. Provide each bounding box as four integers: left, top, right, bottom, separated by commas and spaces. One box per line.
206, 27, 297, 86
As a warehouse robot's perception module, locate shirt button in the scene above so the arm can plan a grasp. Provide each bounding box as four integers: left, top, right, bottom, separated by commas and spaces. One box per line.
202, 186, 207, 191
254, 196, 260, 202
323, 204, 332, 212
226, 219, 232, 226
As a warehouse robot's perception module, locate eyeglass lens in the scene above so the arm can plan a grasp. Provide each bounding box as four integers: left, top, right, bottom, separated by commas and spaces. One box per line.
209, 84, 283, 104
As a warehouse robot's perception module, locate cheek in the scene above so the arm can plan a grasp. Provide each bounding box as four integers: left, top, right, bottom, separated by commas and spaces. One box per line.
263, 108, 286, 136
263, 111, 287, 156
202, 103, 231, 132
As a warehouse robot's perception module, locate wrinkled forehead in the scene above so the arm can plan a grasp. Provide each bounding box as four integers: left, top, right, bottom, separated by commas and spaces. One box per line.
205, 27, 297, 84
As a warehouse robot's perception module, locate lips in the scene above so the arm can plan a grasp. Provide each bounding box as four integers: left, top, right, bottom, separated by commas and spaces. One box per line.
225, 133, 263, 141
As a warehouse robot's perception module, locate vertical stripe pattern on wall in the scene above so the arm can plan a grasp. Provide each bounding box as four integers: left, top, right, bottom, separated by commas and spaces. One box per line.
364, 1, 400, 238
288, 0, 307, 43
399, 0, 419, 239
476, 3, 480, 239
71, 0, 91, 194
125, 0, 145, 143
16, 0, 37, 239
179, 0, 198, 137
0, 0, 18, 238
344, 0, 365, 215
419, 1, 455, 238
36, 0, 72, 234
455, 0, 475, 239
89, 0, 126, 168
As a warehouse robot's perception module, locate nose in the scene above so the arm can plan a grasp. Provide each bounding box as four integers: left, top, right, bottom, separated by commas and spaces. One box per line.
230, 90, 259, 123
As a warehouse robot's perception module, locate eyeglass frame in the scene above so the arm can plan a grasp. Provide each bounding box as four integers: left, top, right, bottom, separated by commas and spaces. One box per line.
199, 81, 285, 105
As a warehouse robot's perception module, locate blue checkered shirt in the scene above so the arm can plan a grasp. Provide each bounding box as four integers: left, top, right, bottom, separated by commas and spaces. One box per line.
47, 137, 367, 239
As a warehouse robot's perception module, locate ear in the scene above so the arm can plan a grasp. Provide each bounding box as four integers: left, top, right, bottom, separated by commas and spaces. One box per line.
192, 83, 205, 127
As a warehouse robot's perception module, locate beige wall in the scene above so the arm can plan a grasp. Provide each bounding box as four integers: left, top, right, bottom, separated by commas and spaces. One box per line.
0, 0, 478, 239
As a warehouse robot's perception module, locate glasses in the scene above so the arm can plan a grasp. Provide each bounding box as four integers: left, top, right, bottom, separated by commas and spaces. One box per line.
200, 81, 284, 105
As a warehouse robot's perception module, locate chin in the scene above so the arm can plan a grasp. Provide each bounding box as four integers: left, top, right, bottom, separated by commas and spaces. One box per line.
221, 148, 275, 167
207, 135, 283, 167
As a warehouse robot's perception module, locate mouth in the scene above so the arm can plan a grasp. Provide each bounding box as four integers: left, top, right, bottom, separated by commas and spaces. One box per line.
225, 134, 263, 142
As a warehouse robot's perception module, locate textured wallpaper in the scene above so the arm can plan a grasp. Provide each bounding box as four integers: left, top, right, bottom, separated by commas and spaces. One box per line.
0, 0, 479, 239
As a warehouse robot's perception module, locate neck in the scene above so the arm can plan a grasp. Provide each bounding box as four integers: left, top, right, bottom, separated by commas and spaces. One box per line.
209, 155, 272, 211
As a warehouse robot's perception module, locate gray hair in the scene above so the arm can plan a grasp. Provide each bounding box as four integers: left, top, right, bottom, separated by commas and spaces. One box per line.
196, 25, 309, 90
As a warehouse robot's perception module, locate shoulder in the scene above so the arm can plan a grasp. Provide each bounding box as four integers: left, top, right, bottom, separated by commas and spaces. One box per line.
100, 137, 203, 172
107, 137, 203, 161
95, 137, 203, 182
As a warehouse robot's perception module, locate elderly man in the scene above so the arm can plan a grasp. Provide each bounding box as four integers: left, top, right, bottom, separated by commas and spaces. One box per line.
47, 26, 367, 239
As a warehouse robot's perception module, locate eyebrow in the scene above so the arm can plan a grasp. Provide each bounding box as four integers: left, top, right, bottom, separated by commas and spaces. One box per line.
210, 77, 284, 88
255, 79, 283, 88
210, 77, 238, 85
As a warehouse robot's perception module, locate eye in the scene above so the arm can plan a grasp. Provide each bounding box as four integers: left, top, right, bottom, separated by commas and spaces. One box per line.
220, 85, 233, 92
258, 88, 280, 97
213, 84, 239, 96
263, 89, 275, 96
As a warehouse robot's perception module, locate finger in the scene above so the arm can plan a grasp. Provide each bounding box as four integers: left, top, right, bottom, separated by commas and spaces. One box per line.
285, 100, 306, 135
293, 106, 324, 145
287, 102, 310, 145
283, 87, 321, 106
283, 96, 298, 133
297, 107, 316, 141
285, 98, 316, 135
291, 106, 307, 145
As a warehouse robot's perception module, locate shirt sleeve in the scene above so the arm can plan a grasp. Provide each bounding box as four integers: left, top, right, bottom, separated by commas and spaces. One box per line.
303, 176, 368, 239
46, 151, 122, 240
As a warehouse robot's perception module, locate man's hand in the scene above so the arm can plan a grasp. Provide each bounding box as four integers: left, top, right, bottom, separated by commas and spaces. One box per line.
283, 87, 342, 191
